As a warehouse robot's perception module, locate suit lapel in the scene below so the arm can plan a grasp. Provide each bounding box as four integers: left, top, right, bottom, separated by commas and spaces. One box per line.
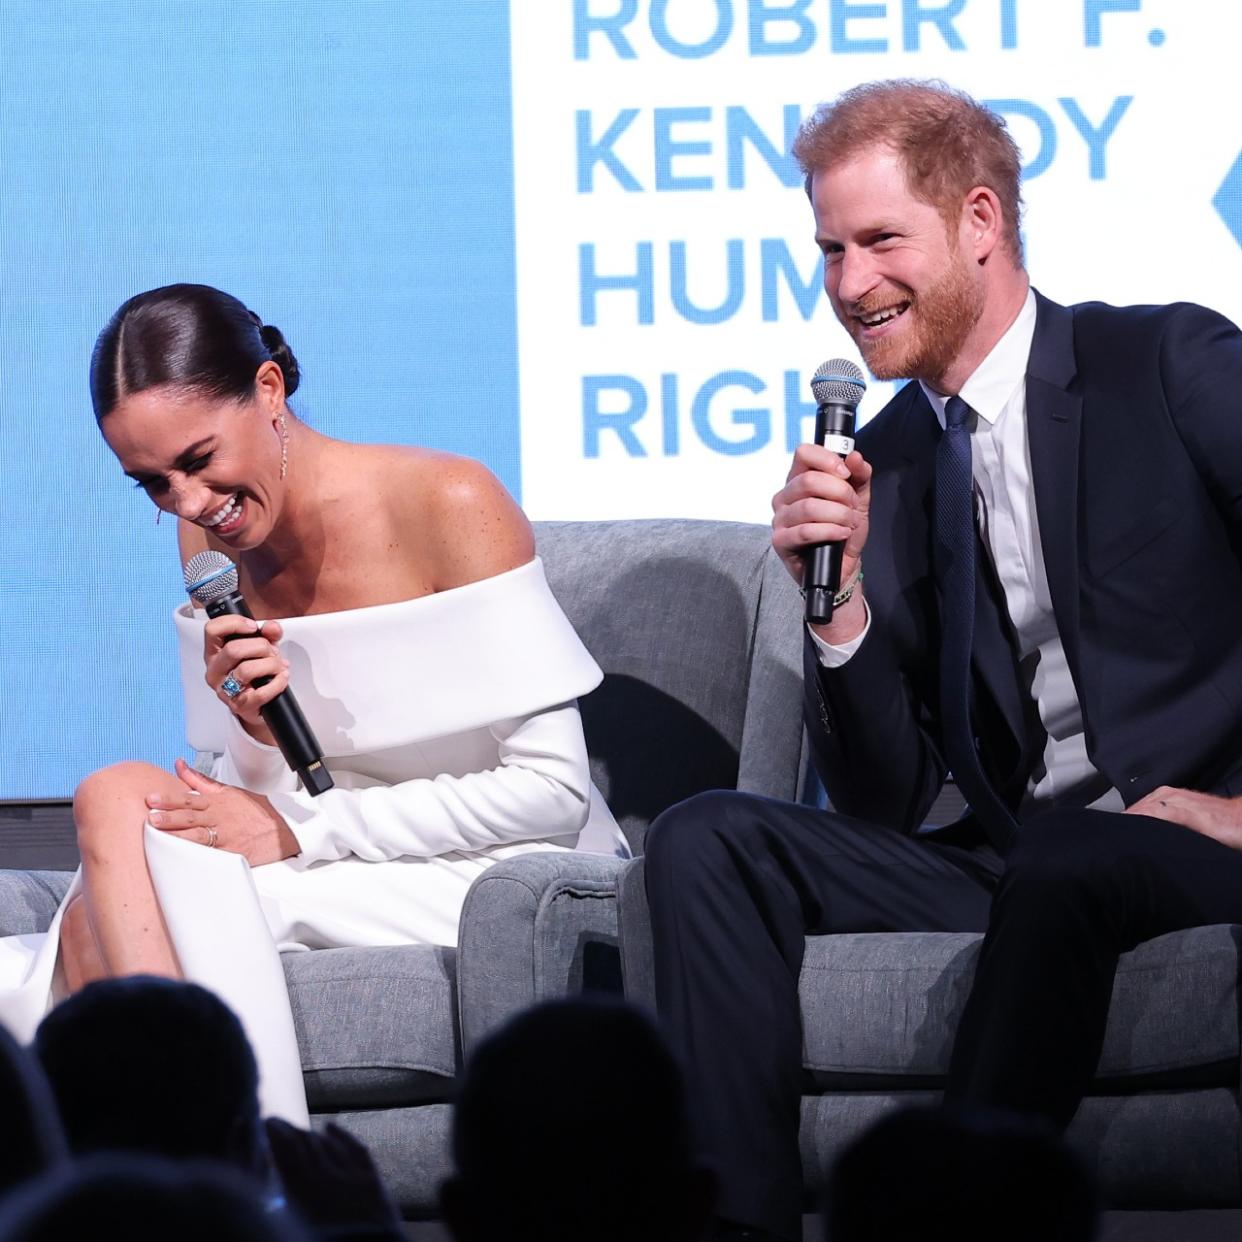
1025, 292, 1084, 697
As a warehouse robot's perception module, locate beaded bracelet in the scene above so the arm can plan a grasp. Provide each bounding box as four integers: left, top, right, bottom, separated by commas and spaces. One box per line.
832, 564, 864, 608
800, 563, 864, 607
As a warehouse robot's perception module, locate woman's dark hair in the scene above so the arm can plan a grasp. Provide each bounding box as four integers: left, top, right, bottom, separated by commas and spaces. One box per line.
90, 283, 299, 421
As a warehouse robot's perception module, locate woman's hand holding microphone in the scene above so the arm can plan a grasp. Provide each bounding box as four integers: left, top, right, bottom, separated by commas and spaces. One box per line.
142, 615, 300, 865
203, 614, 291, 744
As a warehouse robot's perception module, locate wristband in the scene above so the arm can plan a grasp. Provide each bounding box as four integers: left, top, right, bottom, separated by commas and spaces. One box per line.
832, 564, 863, 608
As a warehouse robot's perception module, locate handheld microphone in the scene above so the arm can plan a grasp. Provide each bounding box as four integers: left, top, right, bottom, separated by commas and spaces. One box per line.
803, 359, 867, 625
183, 550, 334, 797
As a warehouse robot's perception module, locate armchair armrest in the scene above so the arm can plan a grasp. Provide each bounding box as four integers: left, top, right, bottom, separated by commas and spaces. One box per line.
616, 857, 656, 1014
456, 852, 628, 1051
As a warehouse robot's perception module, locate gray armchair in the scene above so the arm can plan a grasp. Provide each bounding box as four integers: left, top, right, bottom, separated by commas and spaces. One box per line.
0, 518, 813, 1217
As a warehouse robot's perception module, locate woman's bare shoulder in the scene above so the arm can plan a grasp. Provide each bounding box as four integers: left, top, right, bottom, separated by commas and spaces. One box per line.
363, 445, 535, 591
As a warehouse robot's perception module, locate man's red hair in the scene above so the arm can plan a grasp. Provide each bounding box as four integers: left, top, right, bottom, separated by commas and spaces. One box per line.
793, 79, 1025, 264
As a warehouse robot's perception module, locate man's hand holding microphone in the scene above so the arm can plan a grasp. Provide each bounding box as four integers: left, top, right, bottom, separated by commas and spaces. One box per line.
771, 359, 872, 645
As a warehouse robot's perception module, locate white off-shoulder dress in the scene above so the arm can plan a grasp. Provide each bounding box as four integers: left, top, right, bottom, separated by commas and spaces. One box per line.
0, 558, 626, 1124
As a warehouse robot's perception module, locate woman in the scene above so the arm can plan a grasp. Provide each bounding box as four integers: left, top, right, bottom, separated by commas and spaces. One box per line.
0, 284, 625, 1120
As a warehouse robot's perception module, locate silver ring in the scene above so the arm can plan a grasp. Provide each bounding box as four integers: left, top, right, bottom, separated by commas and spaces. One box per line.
221, 675, 242, 700
205, 826, 218, 849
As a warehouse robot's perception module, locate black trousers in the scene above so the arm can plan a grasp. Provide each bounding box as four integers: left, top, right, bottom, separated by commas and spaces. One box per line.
644, 792, 1242, 1241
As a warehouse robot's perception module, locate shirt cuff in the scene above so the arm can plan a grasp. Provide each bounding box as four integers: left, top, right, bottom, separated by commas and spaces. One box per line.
808, 599, 872, 669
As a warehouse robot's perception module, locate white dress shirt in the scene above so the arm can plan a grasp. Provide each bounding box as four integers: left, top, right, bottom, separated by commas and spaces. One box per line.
813, 289, 1122, 813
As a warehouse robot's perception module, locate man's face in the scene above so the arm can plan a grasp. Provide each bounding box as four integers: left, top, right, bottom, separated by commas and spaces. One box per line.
812, 148, 983, 386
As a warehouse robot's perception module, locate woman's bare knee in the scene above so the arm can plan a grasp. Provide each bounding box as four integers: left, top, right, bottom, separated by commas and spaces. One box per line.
70, 764, 183, 979
73, 761, 180, 860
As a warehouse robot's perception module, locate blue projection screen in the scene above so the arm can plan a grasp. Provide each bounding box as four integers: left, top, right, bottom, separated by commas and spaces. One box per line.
2, 2, 519, 798
5, 0, 1242, 798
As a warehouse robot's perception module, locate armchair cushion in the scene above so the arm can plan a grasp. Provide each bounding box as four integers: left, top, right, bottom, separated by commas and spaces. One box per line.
285, 945, 459, 1110
800, 925, 1242, 1088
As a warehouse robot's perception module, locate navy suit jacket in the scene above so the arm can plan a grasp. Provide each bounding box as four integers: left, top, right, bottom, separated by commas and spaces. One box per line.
805, 291, 1242, 835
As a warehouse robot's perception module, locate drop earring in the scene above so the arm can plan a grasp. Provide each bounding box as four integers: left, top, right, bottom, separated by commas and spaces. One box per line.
279, 411, 289, 480
155, 509, 163, 525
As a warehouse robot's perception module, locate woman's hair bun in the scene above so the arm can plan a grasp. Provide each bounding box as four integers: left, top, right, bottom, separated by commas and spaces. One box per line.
259, 324, 300, 396
89, 284, 304, 420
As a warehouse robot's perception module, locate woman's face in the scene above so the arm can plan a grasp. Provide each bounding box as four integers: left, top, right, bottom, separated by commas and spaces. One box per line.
102, 364, 286, 549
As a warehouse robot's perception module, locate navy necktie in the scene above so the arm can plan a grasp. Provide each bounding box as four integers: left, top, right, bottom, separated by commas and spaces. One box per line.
934, 396, 1017, 849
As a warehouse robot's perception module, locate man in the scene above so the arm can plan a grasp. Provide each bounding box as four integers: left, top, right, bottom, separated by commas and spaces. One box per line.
644, 79, 1242, 1242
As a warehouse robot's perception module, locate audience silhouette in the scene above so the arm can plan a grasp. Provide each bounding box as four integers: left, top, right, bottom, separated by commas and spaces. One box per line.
0, 1154, 309, 1241
441, 996, 717, 1242
32, 975, 403, 1237
824, 1104, 1099, 1242
0, 1024, 66, 1199
0, 973, 1109, 1241
34, 975, 265, 1172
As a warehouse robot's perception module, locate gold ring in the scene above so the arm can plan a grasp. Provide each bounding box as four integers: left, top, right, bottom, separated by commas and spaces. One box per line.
205, 826, 219, 849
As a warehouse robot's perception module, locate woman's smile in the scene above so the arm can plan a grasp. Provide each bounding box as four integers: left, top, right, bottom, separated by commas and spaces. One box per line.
199, 493, 246, 534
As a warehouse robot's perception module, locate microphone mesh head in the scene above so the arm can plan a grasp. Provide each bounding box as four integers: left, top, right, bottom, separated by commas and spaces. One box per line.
811, 358, 866, 405
183, 550, 239, 604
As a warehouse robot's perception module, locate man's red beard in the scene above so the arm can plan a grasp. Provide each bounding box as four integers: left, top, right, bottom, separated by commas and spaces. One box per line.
842, 254, 983, 387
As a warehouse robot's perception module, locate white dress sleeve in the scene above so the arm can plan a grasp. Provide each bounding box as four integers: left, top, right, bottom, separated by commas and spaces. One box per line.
262, 701, 593, 865
209, 717, 300, 795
